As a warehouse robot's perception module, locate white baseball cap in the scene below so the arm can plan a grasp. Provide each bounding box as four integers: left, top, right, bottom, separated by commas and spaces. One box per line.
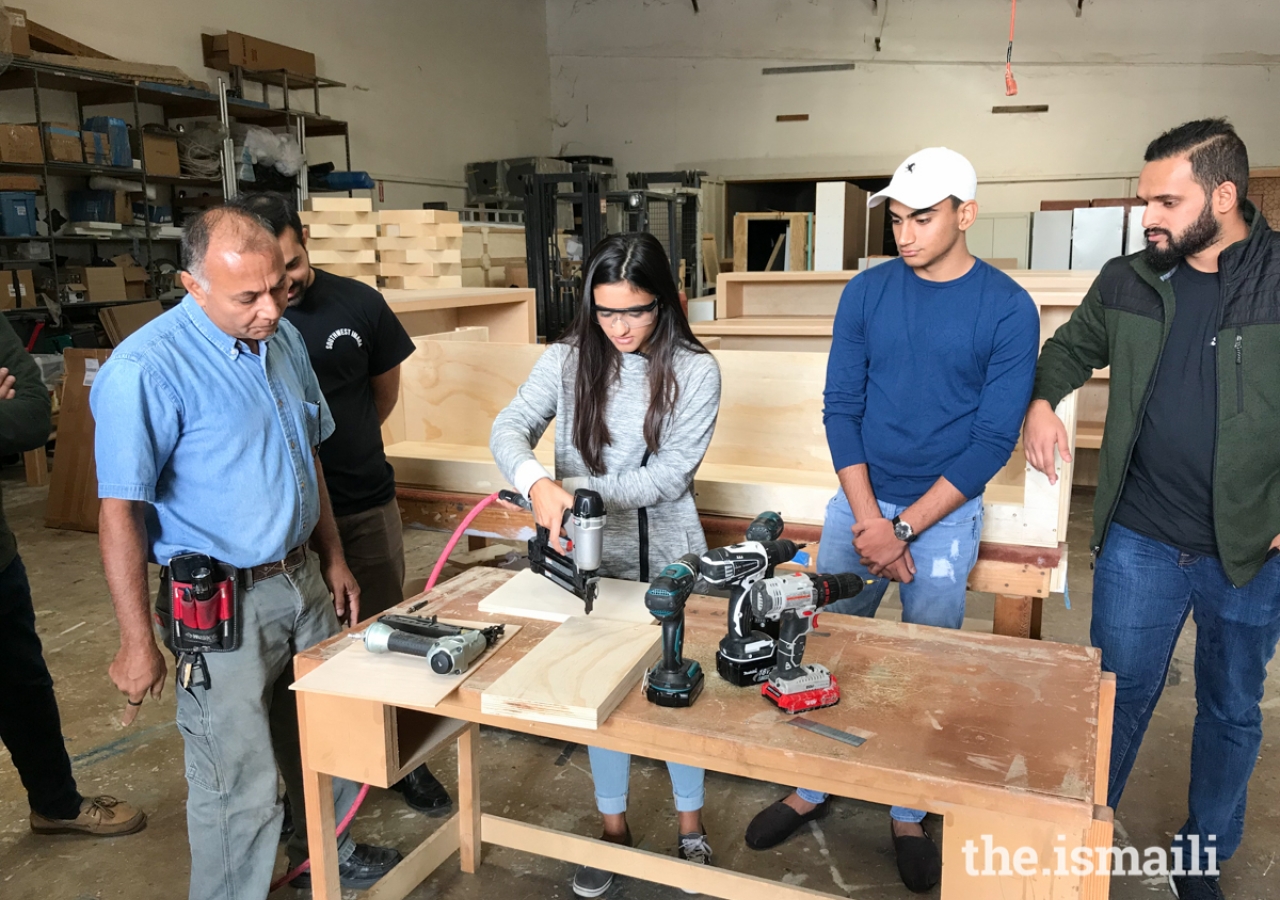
868, 147, 978, 210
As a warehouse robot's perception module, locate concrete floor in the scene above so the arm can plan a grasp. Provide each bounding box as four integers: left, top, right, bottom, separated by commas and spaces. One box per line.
1, 467, 1278, 900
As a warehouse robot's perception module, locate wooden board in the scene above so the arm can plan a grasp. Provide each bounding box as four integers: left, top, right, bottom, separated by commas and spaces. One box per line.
378, 209, 460, 225
306, 223, 377, 239
309, 249, 376, 265
380, 248, 462, 264
299, 210, 375, 226
733, 212, 810, 273
477, 568, 653, 624
479, 616, 661, 729
306, 197, 372, 213
46, 349, 111, 532
290, 618, 520, 710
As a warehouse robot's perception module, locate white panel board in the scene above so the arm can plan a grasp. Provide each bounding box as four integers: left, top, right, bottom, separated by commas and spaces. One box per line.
1031, 211, 1074, 270
1071, 207, 1125, 270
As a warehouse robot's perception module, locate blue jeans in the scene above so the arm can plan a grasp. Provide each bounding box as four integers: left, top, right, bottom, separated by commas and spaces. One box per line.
796, 492, 984, 822
1093, 523, 1280, 871
587, 746, 705, 815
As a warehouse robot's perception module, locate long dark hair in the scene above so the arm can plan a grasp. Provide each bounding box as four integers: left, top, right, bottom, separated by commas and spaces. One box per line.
560, 233, 709, 475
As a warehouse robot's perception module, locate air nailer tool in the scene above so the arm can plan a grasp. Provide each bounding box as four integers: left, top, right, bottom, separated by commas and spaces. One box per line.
697, 511, 806, 686
748, 571, 863, 713
499, 488, 606, 614
361, 615, 505, 675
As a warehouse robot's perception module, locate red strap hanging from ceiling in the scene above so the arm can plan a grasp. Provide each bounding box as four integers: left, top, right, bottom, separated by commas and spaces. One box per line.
1005, 0, 1019, 96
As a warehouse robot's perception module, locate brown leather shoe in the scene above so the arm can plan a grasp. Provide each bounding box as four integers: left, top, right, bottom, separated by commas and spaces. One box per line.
30, 796, 147, 837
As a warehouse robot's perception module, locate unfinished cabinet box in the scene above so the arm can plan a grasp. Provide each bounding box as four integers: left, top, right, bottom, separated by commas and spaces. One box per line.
383, 288, 536, 344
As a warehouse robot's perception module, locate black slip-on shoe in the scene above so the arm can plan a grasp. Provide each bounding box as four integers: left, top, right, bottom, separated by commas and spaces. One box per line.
891, 821, 941, 894
744, 797, 829, 850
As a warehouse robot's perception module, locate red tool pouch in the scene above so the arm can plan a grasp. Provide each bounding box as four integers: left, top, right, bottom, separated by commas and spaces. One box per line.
155, 553, 244, 657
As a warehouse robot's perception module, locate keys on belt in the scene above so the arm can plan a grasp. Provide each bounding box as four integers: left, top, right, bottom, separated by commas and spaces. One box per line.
177, 651, 211, 690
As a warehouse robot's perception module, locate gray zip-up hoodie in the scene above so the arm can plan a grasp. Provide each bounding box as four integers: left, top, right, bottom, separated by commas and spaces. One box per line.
490, 341, 721, 581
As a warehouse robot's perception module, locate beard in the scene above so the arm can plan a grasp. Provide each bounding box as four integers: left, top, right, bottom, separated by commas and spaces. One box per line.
1143, 202, 1220, 271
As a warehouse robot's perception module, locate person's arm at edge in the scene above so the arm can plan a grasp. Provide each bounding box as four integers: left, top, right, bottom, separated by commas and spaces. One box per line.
371, 365, 400, 424
309, 451, 360, 625
1026, 275, 1112, 481
100, 499, 166, 702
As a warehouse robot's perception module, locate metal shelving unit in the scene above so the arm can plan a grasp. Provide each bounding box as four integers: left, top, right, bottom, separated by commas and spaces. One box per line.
0, 56, 351, 328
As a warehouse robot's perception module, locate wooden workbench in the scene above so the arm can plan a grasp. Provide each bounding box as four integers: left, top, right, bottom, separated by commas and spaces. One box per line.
293, 567, 1113, 900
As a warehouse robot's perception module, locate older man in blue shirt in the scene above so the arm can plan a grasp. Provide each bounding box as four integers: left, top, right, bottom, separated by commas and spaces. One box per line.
92, 206, 400, 899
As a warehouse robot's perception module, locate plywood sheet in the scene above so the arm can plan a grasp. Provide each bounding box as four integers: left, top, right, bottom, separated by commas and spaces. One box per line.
477, 568, 653, 624
479, 616, 661, 729
290, 618, 519, 710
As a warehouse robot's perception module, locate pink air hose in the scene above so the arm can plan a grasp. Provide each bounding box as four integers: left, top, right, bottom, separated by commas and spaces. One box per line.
270, 491, 502, 891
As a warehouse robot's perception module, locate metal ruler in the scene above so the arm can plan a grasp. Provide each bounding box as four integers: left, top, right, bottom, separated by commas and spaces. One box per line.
786, 716, 867, 748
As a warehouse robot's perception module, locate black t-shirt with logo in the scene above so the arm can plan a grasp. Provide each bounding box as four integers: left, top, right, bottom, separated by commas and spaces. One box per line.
282, 269, 416, 517
1113, 262, 1220, 556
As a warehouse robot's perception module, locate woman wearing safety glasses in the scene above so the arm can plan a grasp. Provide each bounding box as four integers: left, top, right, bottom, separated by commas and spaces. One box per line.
491, 232, 722, 896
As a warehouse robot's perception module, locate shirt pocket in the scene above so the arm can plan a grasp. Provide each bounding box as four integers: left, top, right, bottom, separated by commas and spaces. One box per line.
302, 401, 322, 449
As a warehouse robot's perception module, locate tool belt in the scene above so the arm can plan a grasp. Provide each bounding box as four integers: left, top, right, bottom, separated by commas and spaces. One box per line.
154, 546, 306, 689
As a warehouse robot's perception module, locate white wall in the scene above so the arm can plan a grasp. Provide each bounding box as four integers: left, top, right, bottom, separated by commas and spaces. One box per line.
546, 0, 1280, 212
19, 0, 552, 208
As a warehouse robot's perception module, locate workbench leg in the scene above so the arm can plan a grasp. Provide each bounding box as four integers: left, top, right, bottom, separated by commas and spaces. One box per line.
467, 536, 488, 551
940, 805, 1093, 899
992, 594, 1042, 640
24, 447, 47, 487
457, 723, 482, 873
297, 692, 343, 900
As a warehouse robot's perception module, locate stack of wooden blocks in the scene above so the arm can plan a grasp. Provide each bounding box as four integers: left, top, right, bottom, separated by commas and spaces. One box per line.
376, 209, 463, 289
299, 198, 378, 287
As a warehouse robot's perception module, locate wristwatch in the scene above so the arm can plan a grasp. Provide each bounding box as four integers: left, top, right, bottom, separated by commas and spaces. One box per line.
891, 515, 917, 544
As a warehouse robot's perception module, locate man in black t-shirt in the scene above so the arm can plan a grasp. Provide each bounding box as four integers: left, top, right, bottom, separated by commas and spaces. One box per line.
232, 193, 452, 819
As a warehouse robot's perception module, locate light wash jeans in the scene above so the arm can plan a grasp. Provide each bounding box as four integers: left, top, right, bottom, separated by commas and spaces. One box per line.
796, 491, 983, 823
174, 552, 360, 900
587, 747, 705, 815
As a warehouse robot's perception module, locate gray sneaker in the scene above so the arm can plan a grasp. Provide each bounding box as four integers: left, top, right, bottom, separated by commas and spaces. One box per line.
572, 864, 615, 898
677, 832, 713, 894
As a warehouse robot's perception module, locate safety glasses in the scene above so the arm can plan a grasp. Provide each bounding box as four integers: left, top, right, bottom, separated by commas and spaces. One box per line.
593, 300, 659, 324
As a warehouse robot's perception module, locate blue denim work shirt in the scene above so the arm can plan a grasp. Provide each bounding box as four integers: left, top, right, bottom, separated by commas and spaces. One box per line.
91, 295, 335, 568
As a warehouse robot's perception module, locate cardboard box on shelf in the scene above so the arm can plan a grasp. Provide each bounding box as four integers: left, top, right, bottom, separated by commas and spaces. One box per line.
202, 31, 316, 77
111, 255, 151, 300
82, 131, 112, 166
129, 131, 180, 177
41, 123, 83, 163
0, 124, 42, 164
0, 174, 40, 191
72, 267, 129, 302
7, 269, 35, 309
3, 8, 29, 58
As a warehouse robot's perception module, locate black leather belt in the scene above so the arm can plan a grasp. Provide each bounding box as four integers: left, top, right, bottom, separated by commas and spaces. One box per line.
247, 545, 307, 585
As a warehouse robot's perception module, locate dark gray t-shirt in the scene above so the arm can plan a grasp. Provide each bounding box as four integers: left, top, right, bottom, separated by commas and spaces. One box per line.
1113, 263, 1220, 556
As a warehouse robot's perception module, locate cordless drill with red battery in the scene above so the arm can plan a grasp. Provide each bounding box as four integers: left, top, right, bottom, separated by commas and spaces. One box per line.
747, 571, 864, 713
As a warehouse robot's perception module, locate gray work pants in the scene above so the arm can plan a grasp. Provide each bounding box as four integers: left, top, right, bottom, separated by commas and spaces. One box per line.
174, 551, 359, 900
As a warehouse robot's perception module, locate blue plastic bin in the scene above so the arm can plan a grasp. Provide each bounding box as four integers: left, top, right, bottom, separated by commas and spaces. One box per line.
81, 116, 131, 168
0, 192, 37, 236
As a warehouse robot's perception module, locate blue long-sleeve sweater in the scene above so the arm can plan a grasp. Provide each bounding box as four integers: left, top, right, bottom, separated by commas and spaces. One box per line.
823, 258, 1039, 504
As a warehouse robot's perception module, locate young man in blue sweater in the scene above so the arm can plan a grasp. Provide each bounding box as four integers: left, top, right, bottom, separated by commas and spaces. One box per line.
744, 148, 1040, 893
